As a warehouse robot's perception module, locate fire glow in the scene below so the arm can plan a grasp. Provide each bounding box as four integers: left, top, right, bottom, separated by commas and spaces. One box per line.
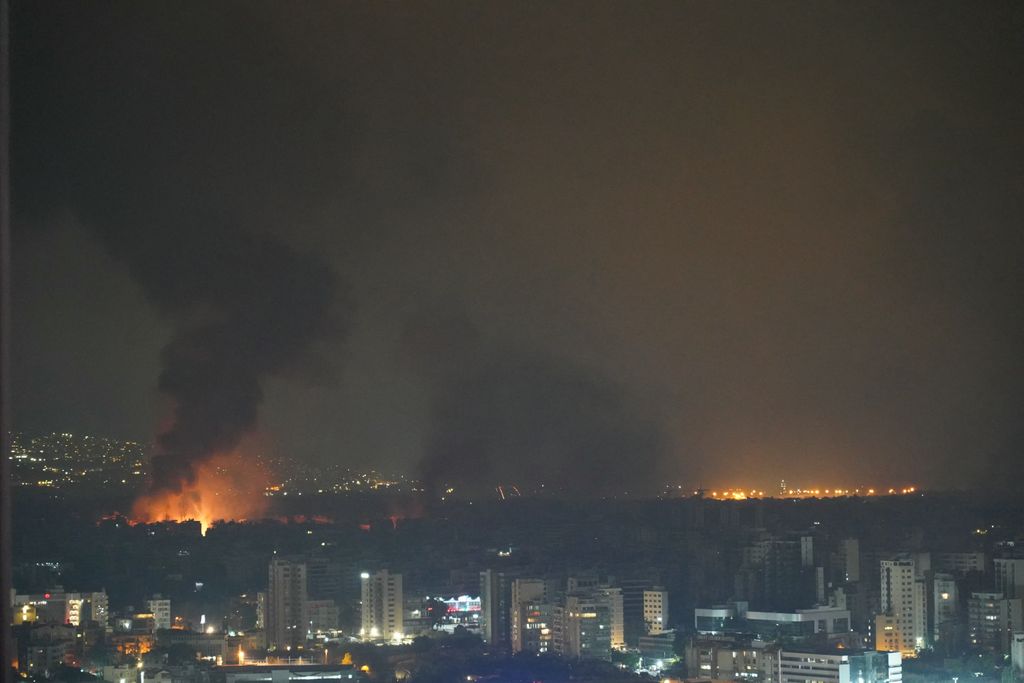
131, 452, 271, 534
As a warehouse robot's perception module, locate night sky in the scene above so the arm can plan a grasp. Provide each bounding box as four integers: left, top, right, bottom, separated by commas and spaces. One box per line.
11, 1, 1024, 491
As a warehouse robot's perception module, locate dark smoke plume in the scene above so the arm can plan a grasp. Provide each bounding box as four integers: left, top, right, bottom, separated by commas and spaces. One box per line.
11, 3, 347, 492
105, 218, 342, 492
405, 311, 667, 497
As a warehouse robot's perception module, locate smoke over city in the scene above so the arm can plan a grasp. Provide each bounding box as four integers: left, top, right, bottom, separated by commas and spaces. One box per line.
405, 312, 667, 496
11, 2, 1024, 491
91, 219, 344, 491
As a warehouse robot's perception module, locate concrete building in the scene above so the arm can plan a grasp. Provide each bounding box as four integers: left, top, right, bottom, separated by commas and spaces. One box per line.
305, 599, 339, 635
256, 593, 266, 630
360, 570, 402, 641
695, 602, 851, 640
934, 552, 987, 577
932, 573, 958, 647
510, 579, 547, 653
779, 649, 902, 683
13, 589, 108, 629
637, 631, 678, 664
685, 636, 778, 683
65, 596, 85, 627
219, 664, 363, 683
552, 593, 613, 661
516, 600, 554, 655
595, 586, 625, 650
480, 570, 515, 649
876, 557, 926, 656
90, 592, 110, 629
1011, 632, 1024, 679
840, 539, 861, 583
968, 592, 1022, 655
996, 560, 1024, 600
147, 596, 171, 631
617, 573, 664, 647
267, 558, 308, 649
643, 589, 669, 636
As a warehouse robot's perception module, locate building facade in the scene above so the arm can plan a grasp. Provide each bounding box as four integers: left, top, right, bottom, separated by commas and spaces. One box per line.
147, 596, 171, 631
876, 557, 925, 656
643, 589, 669, 636
967, 592, 1022, 655
360, 570, 402, 641
779, 650, 902, 683
267, 558, 308, 649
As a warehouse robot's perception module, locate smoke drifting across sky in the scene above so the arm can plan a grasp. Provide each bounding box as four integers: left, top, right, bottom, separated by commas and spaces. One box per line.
11, 1, 1024, 491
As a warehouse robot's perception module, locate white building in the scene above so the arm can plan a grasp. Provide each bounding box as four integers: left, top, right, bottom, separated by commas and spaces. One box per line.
221, 664, 361, 683
147, 596, 172, 631
779, 650, 902, 683
695, 602, 850, 639
643, 589, 669, 636
876, 557, 926, 656
360, 569, 402, 641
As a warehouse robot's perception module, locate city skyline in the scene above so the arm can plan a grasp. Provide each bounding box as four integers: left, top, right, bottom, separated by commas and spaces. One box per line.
6, 3, 1024, 683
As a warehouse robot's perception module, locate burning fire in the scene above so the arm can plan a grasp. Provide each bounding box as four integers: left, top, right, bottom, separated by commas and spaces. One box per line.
131, 452, 271, 533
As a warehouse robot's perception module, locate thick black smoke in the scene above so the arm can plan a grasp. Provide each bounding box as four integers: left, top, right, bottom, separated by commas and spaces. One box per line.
404, 312, 667, 497
11, 3, 346, 492
77, 216, 342, 492
142, 225, 339, 490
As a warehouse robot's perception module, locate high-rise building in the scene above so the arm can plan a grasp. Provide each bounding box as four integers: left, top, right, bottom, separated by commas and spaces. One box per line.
595, 586, 625, 650
1011, 632, 1024, 679
89, 592, 109, 630
147, 595, 171, 631
996, 560, 1024, 600
552, 593, 613, 661
968, 592, 1023, 655
267, 558, 308, 649
617, 573, 664, 646
932, 574, 958, 647
643, 589, 669, 636
511, 579, 547, 653
876, 557, 926, 656
840, 539, 861, 583
306, 599, 339, 635
360, 570, 402, 641
66, 596, 86, 628
307, 558, 344, 603
480, 570, 515, 649
256, 592, 266, 630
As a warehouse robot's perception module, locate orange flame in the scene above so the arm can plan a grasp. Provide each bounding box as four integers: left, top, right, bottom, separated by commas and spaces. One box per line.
131, 452, 271, 533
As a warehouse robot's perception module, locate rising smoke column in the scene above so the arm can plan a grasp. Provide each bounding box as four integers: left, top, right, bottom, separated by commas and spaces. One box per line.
404, 310, 667, 498
108, 218, 342, 492
10, 3, 348, 493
